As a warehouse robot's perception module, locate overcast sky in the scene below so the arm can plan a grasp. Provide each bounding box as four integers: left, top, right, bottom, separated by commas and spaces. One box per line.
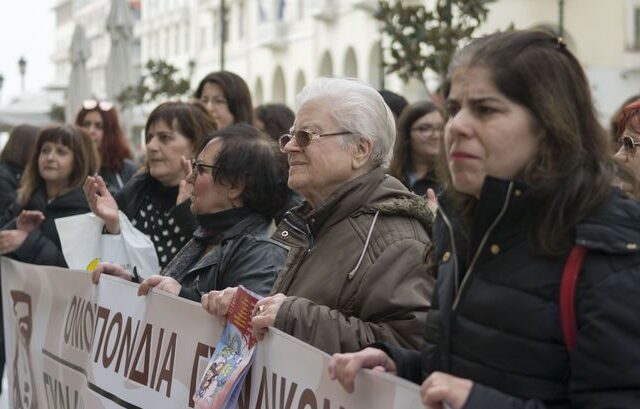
0, 0, 55, 104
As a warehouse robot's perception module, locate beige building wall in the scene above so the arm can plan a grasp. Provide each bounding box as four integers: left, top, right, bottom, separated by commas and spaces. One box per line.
59, 0, 640, 125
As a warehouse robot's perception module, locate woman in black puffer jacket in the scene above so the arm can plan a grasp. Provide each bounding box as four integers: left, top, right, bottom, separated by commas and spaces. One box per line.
329, 30, 640, 409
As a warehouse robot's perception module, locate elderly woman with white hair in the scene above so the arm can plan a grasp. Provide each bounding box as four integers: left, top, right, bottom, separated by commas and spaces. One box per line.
201, 77, 435, 354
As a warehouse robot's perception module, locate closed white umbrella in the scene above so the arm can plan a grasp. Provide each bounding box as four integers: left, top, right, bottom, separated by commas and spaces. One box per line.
65, 25, 91, 123
105, 0, 134, 101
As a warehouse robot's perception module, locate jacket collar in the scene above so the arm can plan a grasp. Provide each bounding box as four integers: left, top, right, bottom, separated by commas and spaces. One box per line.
295, 167, 386, 237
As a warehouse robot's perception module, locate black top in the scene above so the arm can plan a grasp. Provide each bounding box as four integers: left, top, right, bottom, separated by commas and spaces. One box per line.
2, 186, 90, 267
115, 172, 197, 267
0, 162, 22, 213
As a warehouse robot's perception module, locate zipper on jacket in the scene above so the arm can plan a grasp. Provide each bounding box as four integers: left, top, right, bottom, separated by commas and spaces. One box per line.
452, 182, 515, 311
438, 207, 460, 294
282, 217, 313, 250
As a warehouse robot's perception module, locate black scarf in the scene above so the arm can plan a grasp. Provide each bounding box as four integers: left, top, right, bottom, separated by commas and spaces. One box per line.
161, 207, 253, 279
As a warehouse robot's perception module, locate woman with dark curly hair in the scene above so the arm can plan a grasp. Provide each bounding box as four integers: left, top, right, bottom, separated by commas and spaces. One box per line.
92, 124, 289, 301
84, 101, 217, 267
76, 100, 137, 193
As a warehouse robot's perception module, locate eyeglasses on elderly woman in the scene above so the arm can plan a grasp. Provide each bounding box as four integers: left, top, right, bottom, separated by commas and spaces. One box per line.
82, 99, 114, 112
618, 135, 640, 155
191, 158, 220, 176
278, 129, 353, 152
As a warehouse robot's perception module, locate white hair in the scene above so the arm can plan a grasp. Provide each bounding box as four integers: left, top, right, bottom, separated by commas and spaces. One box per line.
295, 77, 396, 168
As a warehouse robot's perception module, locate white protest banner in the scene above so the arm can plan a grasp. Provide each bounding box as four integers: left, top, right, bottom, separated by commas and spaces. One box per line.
1, 257, 222, 408
243, 329, 425, 409
1, 257, 425, 409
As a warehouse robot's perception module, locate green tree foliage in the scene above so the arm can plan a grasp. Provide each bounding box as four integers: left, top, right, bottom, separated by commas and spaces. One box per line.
48, 103, 66, 123
117, 59, 191, 109
374, 0, 496, 95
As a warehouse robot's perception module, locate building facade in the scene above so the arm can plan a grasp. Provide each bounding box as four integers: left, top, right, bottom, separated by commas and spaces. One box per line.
54, 0, 640, 124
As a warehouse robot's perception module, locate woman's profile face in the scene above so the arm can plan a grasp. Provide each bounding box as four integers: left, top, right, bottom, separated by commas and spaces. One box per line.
187, 139, 239, 215
38, 141, 75, 188
145, 119, 193, 187
613, 115, 640, 196
444, 66, 540, 198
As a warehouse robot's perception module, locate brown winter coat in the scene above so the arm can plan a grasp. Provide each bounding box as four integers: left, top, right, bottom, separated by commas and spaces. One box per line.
270, 167, 435, 354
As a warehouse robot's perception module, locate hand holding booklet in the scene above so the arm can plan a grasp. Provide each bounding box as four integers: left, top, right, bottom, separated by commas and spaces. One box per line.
194, 286, 261, 409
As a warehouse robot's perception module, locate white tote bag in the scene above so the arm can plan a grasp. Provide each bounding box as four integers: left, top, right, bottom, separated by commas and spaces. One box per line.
55, 211, 160, 279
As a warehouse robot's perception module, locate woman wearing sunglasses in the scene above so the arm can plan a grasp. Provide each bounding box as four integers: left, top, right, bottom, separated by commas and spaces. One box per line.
614, 100, 640, 198
201, 77, 435, 355
92, 124, 288, 301
0, 125, 99, 266
389, 101, 445, 196
84, 101, 217, 267
329, 30, 640, 409
75, 100, 138, 194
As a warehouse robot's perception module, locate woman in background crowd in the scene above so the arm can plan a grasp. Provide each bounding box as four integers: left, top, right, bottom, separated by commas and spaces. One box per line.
614, 100, 640, 199
76, 100, 137, 194
84, 101, 217, 267
0, 124, 40, 211
92, 124, 289, 300
254, 102, 302, 223
610, 94, 640, 150
389, 101, 445, 196
254, 103, 295, 141
202, 78, 434, 355
329, 30, 640, 409
194, 71, 254, 129
0, 125, 99, 266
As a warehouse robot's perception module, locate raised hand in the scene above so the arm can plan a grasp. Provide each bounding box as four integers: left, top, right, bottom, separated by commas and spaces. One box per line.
84, 175, 120, 233
176, 156, 193, 205
16, 210, 45, 233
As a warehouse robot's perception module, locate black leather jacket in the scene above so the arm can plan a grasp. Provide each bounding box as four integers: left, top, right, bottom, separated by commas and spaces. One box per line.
173, 212, 287, 301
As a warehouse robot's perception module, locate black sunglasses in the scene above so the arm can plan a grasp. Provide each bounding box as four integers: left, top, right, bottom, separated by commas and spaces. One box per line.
191, 159, 219, 176
278, 129, 353, 152
619, 135, 640, 155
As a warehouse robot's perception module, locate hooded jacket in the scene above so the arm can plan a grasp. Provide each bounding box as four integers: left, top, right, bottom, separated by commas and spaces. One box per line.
384, 177, 640, 409
270, 167, 435, 355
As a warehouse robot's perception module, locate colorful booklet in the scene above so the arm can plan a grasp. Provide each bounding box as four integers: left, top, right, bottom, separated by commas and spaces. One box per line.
193, 286, 260, 409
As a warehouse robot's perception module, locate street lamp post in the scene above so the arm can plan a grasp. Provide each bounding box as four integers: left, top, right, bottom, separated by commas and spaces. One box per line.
18, 56, 27, 92
220, 0, 226, 70
188, 59, 196, 80
558, 0, 565, 37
